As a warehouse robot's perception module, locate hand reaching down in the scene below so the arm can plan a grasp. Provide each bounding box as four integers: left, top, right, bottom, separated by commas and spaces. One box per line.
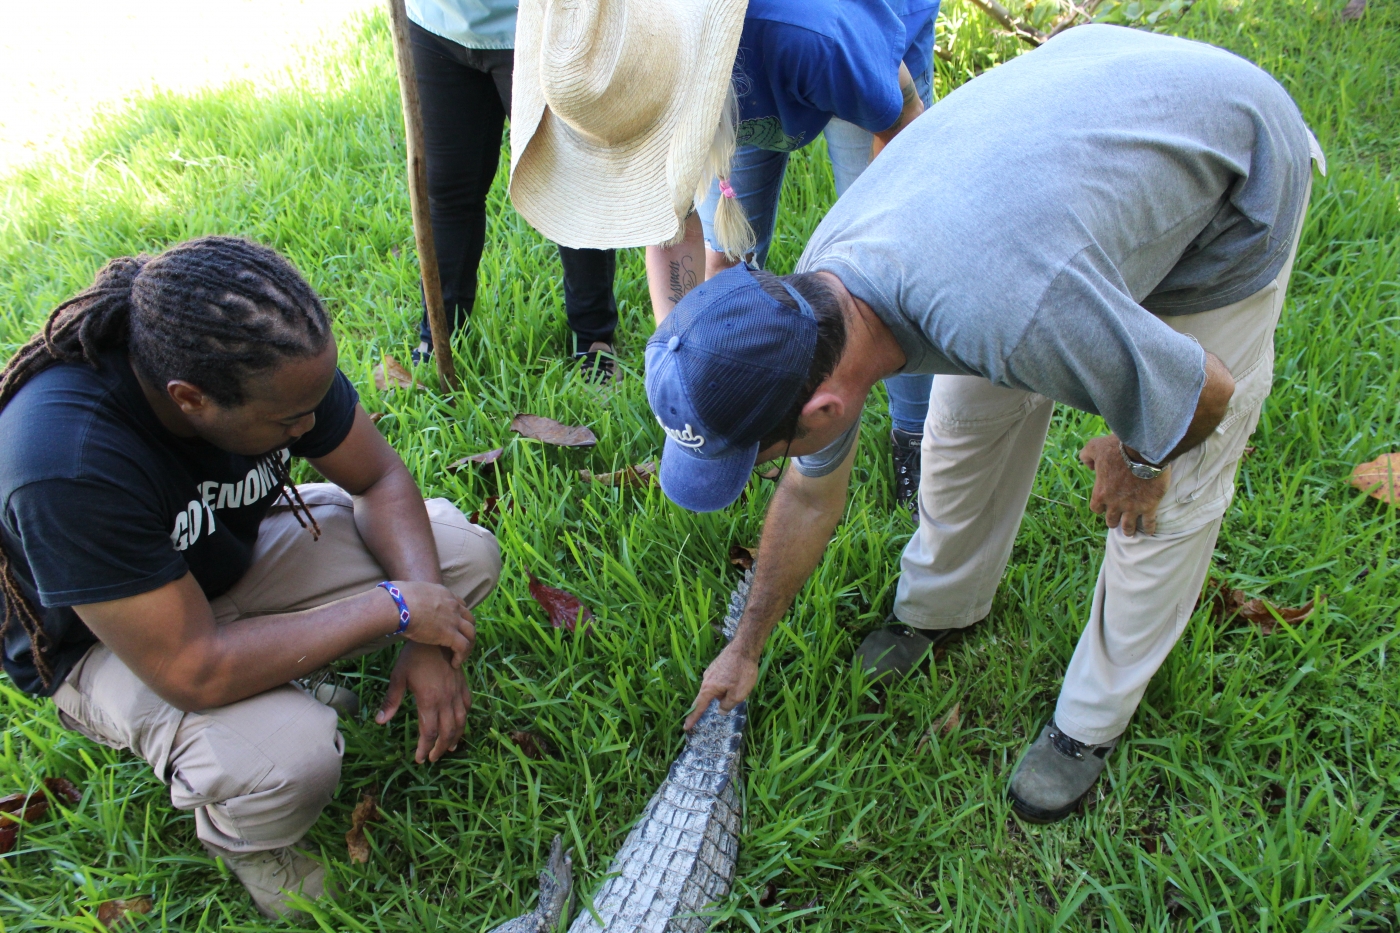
376, 642, 470, 764
684, 640, 759, 731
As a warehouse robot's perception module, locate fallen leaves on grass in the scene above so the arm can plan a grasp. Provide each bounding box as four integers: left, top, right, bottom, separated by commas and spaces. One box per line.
470, 496, 515, 525
447, 448, 505, 475
527, 573, 595, 634
373, 356, 415, 391
1208, 582, 1317, 635
1341, 0, 1366, 19
728, 544, 755, 571
759, 880, 780, 907
1349, 453, 1399, 505
0, 777, 81, 854
345, 793, 380, 864
95, 896, 154, 929
510, 414, 596, 448
368, 411, 386, 424
915, 702, 961, 753
508, 731, 556, 760
579, 461, 656, 487
1138, 829, 1163, 855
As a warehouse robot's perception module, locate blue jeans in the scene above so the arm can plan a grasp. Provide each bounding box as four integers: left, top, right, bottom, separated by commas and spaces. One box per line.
699, 69, 935, 434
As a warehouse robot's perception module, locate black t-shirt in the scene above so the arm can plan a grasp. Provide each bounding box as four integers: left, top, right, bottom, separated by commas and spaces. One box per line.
0, 352, 359, 695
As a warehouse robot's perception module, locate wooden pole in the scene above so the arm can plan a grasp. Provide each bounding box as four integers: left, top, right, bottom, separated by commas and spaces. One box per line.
386, 0, 460, 394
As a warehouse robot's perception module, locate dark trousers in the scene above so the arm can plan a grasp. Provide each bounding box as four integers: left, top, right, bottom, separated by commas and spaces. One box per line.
409, 22, 617, 353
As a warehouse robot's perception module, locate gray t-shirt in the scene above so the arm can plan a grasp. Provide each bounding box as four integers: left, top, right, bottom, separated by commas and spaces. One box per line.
794, 24, 1316, 476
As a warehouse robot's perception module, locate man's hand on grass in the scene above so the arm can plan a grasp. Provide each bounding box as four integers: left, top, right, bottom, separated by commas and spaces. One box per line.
684, 641, 759, 732
376, 642, 470, 764
1079, 434, 1171, 536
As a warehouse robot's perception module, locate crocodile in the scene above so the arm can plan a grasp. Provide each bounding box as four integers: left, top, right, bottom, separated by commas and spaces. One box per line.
488, 569, 754, 933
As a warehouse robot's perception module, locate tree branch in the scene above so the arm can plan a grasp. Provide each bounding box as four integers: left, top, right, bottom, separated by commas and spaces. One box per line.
965, 0, 1047, 46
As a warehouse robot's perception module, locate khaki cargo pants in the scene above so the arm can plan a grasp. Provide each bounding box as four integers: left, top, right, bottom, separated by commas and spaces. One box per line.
51, 484, 501, 853
895, 170, 1318, 745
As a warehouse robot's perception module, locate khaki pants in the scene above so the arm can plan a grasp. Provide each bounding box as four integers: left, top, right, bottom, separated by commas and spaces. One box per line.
895, 196, 1309, 745
51, 484, 501, 852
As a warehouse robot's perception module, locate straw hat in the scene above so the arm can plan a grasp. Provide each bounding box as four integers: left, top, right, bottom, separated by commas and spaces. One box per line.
509, 0, 748, 250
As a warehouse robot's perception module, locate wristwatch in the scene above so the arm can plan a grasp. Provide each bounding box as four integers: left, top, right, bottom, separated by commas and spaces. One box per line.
1119, 441, 1166, 480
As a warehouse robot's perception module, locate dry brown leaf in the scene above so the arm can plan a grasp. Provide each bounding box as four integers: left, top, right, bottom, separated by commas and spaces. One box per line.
1238, 598, 1315, 636
1341, 0, 1366, 19
915, 702, 961, 753
759, 880, 780, 907
469, 495, 514, 525
373, 355, 415, 392
579, 461, 656, 487
44, 777, 82, 806
527, 573, 595, 634
447, 448, 505, 475
345, 793, 380, 864
937, 702, 961, 735
728, 544, 755, 571
368, 411, 386, 424
1241, 445, 1257, 458
96, 896, 154, 929
1350, 453, 1400, 505
0, 778, 81, 854
508, 731, 556, 760
510, 414, 597, 448
1208, 580, 1316, 635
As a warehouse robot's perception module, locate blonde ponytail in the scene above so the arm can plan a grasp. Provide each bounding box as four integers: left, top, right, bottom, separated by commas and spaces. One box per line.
695, 84, 756, 262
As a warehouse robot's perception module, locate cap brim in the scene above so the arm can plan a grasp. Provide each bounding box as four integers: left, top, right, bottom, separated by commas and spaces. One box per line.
658, 437, 758, 513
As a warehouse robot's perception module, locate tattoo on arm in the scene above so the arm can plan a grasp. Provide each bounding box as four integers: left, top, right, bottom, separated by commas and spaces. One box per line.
668, 256, 697, 306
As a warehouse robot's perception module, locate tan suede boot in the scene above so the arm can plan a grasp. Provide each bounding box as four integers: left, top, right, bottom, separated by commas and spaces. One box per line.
204, 841, 328, 921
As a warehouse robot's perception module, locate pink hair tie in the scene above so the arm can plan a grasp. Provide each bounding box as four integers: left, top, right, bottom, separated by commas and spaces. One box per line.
718, 178, 737, 200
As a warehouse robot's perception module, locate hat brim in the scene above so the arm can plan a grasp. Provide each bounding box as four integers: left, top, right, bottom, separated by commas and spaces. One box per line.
659, 436, 758, 513
509, 0, 748, 250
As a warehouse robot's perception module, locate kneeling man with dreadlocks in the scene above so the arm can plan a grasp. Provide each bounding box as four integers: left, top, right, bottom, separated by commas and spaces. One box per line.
0, 237, 500, 917
649, 26, 1325, 822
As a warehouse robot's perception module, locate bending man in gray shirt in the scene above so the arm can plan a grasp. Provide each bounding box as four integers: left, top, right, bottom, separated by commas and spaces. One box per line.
643, 24, 1324, 822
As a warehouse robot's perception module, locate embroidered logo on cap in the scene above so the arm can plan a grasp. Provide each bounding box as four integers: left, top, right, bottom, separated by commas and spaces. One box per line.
659, 418, 705, 449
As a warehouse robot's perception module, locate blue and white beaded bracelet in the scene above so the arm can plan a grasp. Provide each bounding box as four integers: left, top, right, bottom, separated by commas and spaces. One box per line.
377, 581, 411, 636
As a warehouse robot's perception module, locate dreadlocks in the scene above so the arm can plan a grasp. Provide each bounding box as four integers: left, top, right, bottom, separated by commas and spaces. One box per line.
0, 236, 332, 687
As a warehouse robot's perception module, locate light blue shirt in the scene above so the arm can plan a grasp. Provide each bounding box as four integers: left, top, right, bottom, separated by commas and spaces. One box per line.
407, 0, 517, 50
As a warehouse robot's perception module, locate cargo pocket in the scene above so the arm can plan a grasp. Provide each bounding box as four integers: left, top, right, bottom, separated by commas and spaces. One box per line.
167, 715, 277, 813
1163, 347, 1274, 527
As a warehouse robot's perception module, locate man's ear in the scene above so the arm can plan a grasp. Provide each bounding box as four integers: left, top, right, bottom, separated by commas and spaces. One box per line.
800, 389, 846, 427
167, 380, 210, 416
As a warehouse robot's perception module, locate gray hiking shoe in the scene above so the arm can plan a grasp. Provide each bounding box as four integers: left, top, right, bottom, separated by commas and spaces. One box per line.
854, 620, 973, 687
1008, 719, 1120, 823
205, 841, 328, 920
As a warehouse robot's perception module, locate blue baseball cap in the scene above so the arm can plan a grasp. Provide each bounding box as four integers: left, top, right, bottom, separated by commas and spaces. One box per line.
645, 265, 818, 512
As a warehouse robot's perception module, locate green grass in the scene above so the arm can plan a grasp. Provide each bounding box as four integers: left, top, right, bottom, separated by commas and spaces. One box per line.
2, 0, 1398, 929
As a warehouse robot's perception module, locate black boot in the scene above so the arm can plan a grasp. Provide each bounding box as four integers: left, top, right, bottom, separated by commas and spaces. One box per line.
891, 427, 922, 508
853, 618, 981, 687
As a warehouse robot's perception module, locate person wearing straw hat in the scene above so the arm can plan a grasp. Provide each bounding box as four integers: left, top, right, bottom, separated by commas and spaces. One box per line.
509, 0, 938, 505
645, 26, 1325, 823
404, 0, 622, 382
